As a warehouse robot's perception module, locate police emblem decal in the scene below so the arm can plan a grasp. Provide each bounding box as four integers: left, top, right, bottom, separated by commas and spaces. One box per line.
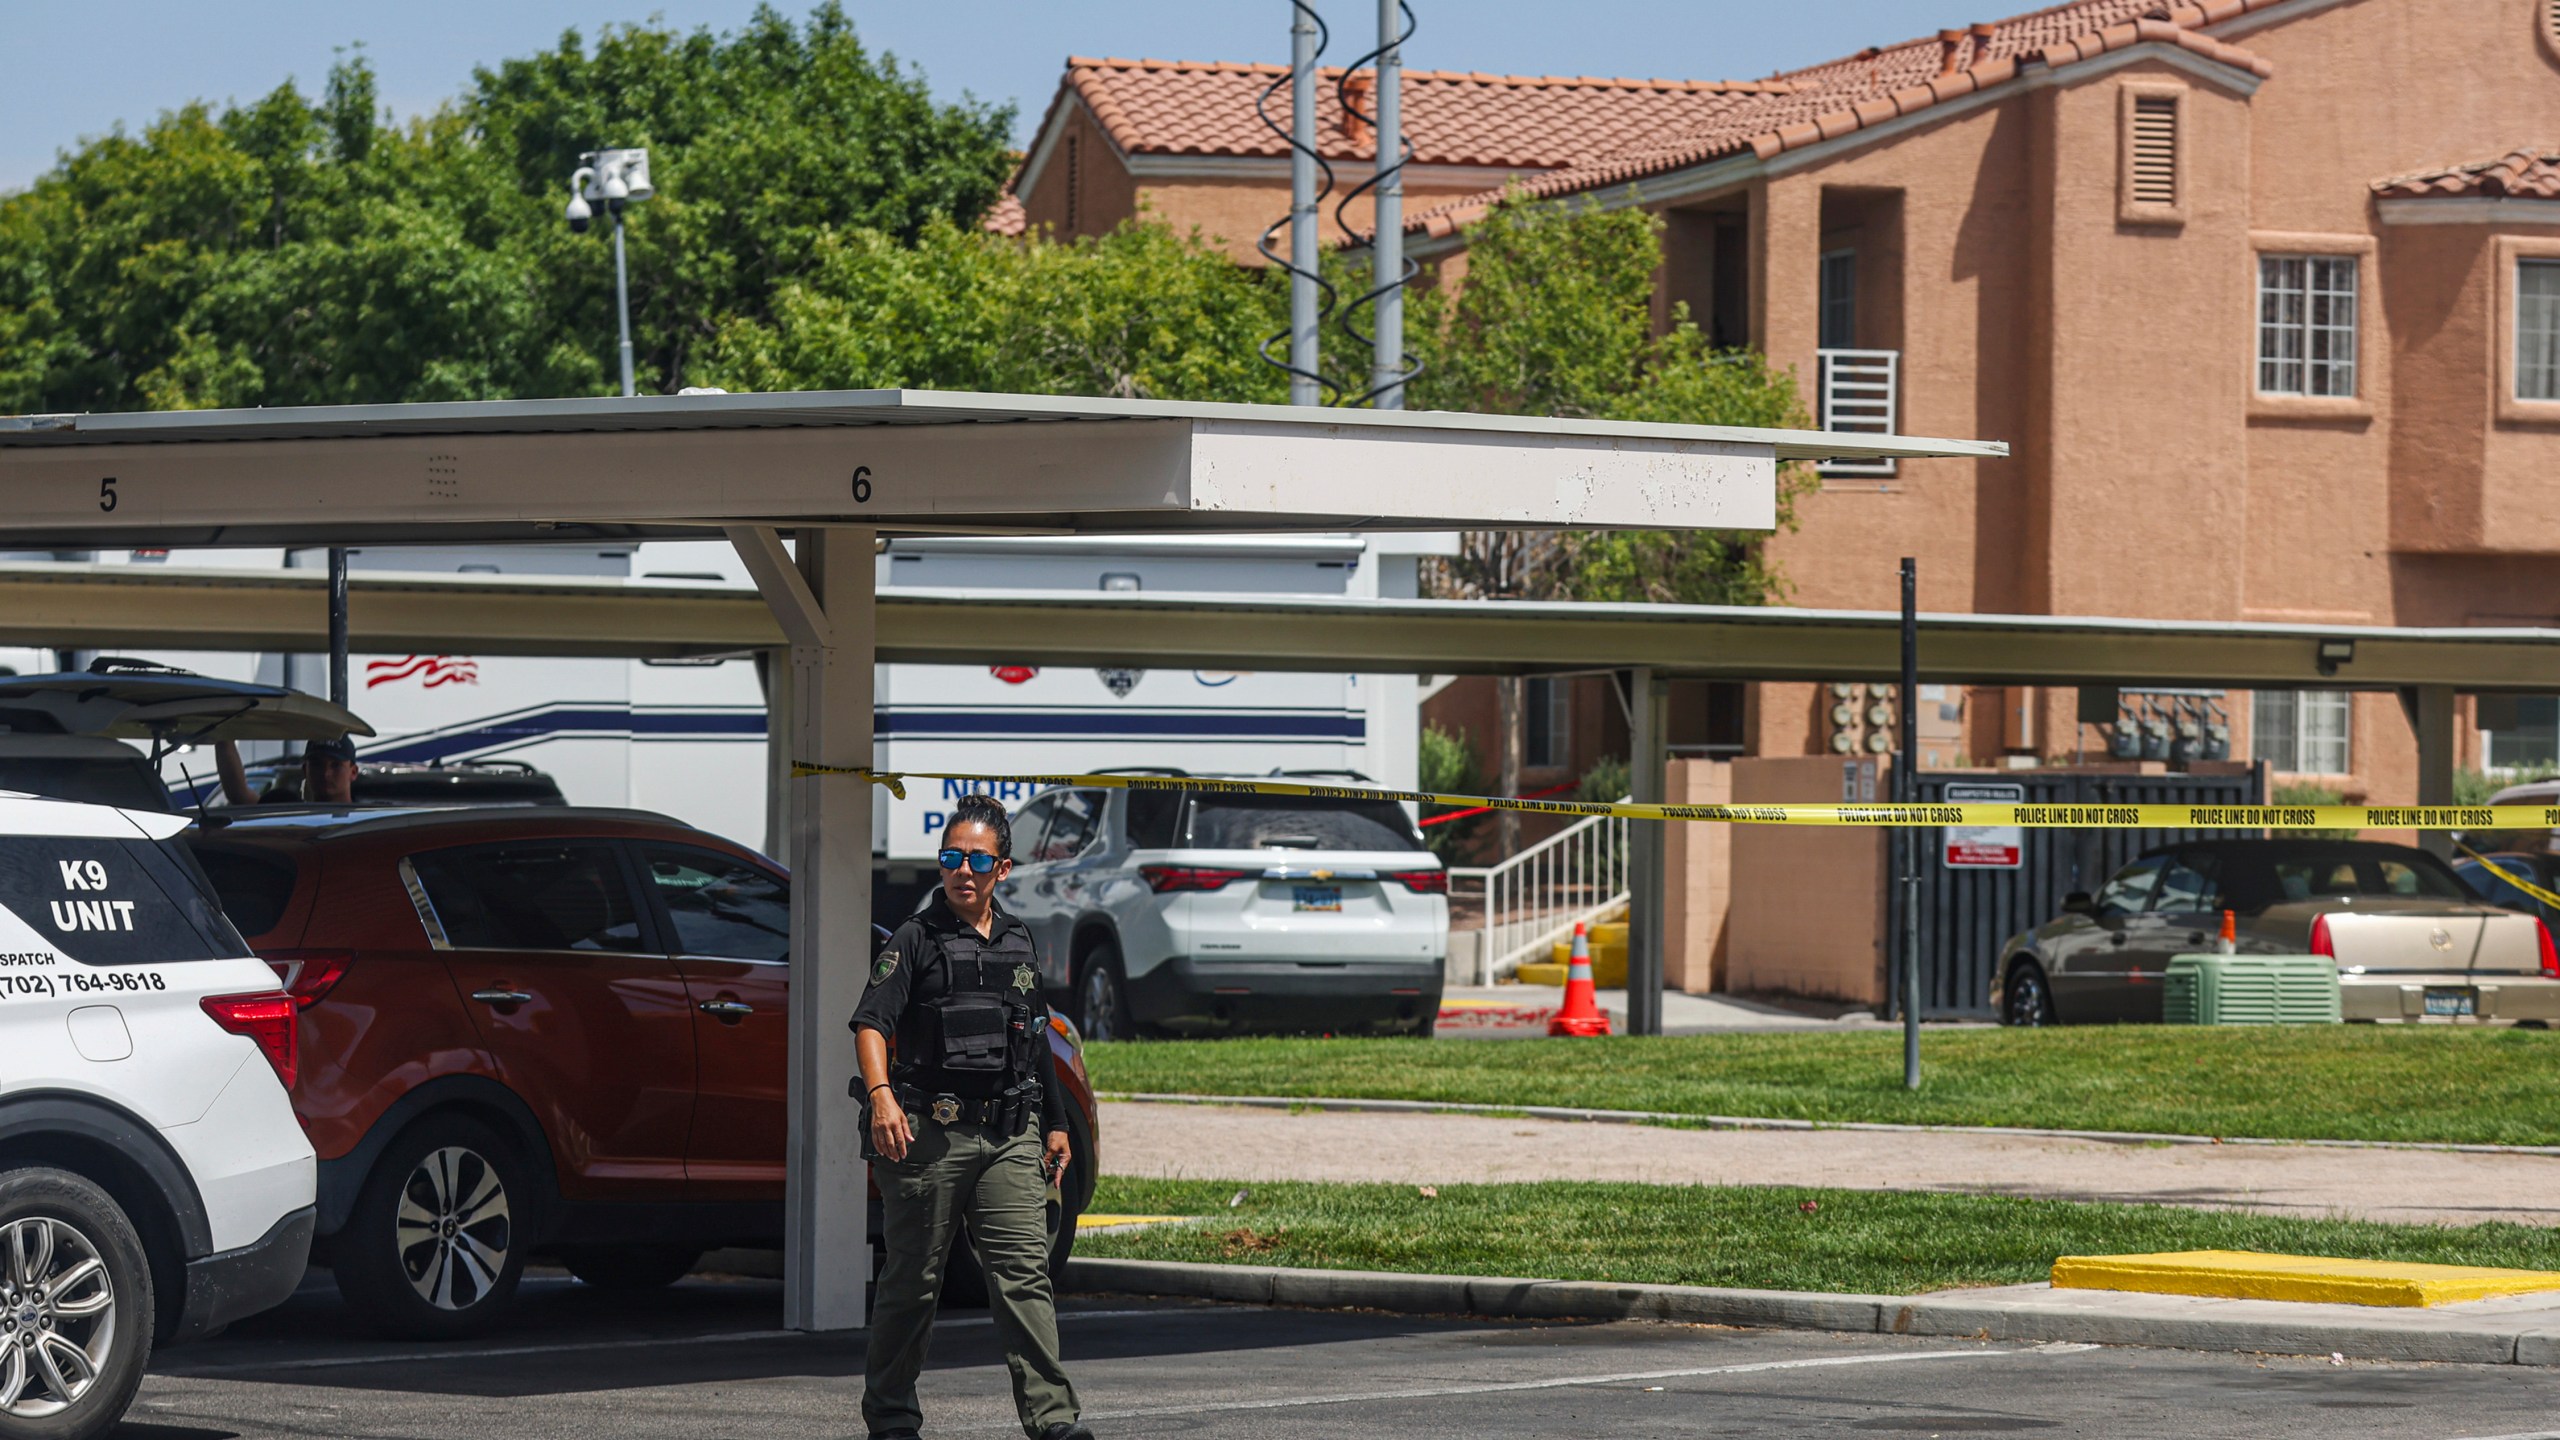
1014, 963, 1038, 993
931, 1097, 962, 1125
873, 950, 898, 984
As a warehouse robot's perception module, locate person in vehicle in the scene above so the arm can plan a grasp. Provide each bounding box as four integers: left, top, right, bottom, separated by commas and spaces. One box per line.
851, 794, 1091, 1440
216, 735, 358, 805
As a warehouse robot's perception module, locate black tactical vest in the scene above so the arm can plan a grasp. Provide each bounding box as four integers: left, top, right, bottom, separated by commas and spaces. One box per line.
898, 921, 1046, 1101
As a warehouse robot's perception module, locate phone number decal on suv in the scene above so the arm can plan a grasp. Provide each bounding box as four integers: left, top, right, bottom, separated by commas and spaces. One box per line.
0, 965, 169, 1000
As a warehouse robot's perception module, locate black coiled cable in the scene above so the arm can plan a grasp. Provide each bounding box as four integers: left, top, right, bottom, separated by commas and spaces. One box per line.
1255, 1, 1343, 402
1331, 0, 1423, 408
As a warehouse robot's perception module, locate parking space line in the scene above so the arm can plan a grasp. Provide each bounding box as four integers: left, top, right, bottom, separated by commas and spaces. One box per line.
155, 1307, 1187, 1377
955, 1344, 2078, 1428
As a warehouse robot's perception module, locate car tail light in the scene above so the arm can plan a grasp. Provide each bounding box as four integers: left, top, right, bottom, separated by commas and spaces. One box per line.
1390, 870, 1450, 894
201, 992, 298, 1090
260, 949, 353, 1010
2309, 913, 2335, 960
2539, 920, 2559, 980
1140, 865, 1248, 894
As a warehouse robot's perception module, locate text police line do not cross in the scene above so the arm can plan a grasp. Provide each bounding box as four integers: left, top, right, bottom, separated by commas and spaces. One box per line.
789, 764, 2559, 834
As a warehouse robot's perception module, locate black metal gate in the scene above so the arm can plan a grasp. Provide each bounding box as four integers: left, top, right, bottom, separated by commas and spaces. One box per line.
1889, 766, 2267, 1018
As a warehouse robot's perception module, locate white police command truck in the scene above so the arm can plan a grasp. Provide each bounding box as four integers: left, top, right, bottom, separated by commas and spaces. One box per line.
11, 533, 1447, 885
0, 792, 315, 1439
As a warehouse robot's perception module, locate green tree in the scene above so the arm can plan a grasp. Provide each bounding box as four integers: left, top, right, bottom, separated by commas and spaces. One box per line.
0, 4, 1014, 412
466, 2, 1014, 391
694, 213, 1289, 401
1408, 189, 1816, 609
1417, 721, 1490, 859
0, 73, 589, 413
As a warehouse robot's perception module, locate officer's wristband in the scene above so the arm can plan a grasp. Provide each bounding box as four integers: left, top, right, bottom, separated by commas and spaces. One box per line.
868, 1083, 893, 1100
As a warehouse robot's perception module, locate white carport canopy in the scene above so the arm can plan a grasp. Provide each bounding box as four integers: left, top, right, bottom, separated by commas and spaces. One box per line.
0, 389, 2000, 1333
0, 389, 2003, 547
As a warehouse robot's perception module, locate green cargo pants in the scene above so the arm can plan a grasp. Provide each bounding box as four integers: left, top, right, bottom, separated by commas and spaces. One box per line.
864, 1115, 1080, 1439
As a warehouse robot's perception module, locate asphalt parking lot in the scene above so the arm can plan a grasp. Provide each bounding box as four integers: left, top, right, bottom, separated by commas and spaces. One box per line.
129, 1269, 2560, 1439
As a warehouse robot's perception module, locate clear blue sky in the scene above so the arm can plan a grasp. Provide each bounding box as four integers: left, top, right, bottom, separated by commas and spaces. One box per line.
4, 1, 1976, 194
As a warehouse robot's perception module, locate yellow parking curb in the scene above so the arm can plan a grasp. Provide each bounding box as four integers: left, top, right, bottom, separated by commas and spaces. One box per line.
1077, 1214, 1189, 1232
2052, 1250, 2560, 1307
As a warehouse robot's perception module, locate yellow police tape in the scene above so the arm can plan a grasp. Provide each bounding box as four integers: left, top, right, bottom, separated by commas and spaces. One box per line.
788, 762, 2560, 833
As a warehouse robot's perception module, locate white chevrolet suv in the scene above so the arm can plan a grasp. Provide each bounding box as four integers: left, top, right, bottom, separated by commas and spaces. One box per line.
997, 776, 1448, 1039
0, 793, 315, 1439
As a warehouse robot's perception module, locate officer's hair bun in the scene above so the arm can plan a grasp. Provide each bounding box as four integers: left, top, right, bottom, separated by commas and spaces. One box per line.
946, 794, 1013, 858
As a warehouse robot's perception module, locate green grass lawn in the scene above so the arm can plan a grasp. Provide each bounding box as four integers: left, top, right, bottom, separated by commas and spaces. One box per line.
1084, 1025, 2560, 1146
1080, 1177, 2560, 1295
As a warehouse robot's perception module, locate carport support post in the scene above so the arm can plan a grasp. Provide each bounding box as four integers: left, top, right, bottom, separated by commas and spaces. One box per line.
731, 524, 876, 1333
2406, 684, 2458, 859
1898, 558, 1920, 1090
326, 546, 349, 707
1626, 668, 1669, 1036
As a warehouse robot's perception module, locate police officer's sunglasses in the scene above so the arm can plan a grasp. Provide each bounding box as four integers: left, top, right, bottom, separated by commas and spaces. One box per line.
938, 849, 1003, 873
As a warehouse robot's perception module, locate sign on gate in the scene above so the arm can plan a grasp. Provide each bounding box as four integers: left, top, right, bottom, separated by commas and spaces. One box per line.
1941, 781, 2025, 868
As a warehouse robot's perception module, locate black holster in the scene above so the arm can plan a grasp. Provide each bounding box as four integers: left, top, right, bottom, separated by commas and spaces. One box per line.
998, 1078, 1043, 1135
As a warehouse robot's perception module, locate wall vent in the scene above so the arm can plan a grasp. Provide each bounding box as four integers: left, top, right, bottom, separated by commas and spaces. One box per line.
2547, 0, 2560, 59
1065, 133, 1082, 232
2129, 95, 2178, 207
2118, 84, 2186, 224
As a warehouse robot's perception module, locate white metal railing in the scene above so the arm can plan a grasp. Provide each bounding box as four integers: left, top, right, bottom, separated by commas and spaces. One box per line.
1817, 347, 1899, 476
1446, 806, 1630, 985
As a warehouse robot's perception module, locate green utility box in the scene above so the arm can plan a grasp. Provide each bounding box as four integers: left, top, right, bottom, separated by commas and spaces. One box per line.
2163, 954, 2342, 1025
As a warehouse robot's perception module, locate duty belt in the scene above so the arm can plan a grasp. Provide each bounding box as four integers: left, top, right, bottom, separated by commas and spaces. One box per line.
882, 1082, 1041, 1132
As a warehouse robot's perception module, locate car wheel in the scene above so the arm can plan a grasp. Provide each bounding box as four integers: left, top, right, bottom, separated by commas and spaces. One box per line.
2002, 961, 2056, 1027
1078, 943, 1133, 1043
558, 1245, 700, 1291
1048, 1095, 1096, 1287
0, 1166, 151, 1440
334, 1114, 531, 1339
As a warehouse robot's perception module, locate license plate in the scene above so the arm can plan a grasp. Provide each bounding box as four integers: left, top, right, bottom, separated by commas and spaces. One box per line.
2424, 988, 2477, 1017
1292, 885, 1342, 913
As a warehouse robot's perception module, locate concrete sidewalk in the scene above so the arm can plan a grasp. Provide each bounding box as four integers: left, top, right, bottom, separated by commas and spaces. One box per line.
1067, 1256, 2560, 1367
1099, 1098, 2560, 1227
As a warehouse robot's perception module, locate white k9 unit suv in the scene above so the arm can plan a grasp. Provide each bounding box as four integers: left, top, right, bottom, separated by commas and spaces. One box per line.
0, 792, 315, 1440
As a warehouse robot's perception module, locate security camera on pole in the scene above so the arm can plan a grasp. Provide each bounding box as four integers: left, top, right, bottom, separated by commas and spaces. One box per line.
564, 148, 654, 398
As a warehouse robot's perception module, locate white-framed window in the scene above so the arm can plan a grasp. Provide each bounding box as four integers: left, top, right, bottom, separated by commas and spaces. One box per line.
2257, 255, 2358, 397
1523, 677, 1571, 769
2252, 690, 2351, 775
2518, 259, 2560, 401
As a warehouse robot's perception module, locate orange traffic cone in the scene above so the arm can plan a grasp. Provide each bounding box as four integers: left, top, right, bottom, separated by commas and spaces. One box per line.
1548, 922, 1612, 1037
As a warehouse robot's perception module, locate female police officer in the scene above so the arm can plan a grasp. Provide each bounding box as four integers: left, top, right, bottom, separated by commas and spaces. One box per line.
852, 794, 1095, 1440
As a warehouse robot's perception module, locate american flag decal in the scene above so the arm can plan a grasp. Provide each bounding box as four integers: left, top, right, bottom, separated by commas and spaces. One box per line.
366, 655, 481, 690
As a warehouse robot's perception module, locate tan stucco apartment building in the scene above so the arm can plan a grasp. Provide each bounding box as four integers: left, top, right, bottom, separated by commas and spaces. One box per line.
1009, 0, 2560, 807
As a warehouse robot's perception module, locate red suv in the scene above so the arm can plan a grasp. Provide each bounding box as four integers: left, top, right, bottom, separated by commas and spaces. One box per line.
187, 806, 1101, 1338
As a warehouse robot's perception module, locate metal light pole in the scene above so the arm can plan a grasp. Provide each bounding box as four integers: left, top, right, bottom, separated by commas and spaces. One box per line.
611, 211, 635, 398
565, 149, 655, 398
1287, 5, 1323, 406
1370, 0, 1405, 409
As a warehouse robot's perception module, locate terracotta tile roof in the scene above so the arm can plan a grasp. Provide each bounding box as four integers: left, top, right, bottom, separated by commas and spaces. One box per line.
983, 189, 1028, 236
1400, 0, 2285, 238
1038, 56, 1794, 172
2373, 147, 2560, 200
